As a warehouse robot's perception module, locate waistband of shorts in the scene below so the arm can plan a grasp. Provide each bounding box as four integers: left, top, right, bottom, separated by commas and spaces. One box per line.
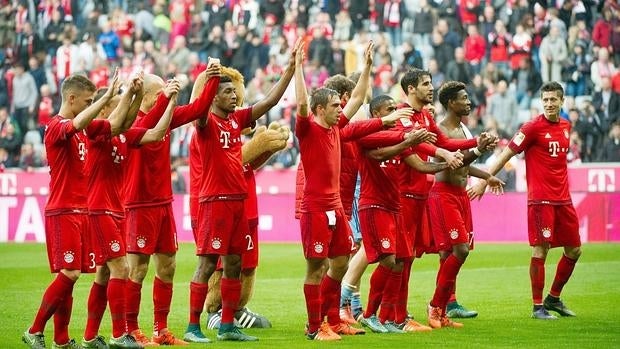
528, 199, 573, 206
400, 192, 428, 200
430, 181, 467, 195
45, 208, 88, 216
200, 194, 247, 202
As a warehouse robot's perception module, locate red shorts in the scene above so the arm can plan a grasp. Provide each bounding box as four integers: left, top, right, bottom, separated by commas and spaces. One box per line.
216, 219, 260, 270
197, 200, 248, 256
359, 208, 406, 263
190, 216, 198, 244
400, 195, 432, 256
528, 204, 581, 248
45, 214, 94, 273
126, 204, 178, 255
428, 183, 474, 252
300, 209, 356, 259
89, 214, 127, 265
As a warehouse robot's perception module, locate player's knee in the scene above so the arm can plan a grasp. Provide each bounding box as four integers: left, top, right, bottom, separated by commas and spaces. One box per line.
222, 255, 242, 279
107, 257, 129, 279
61, 269, 81, 281
453, 246, 469, 261
241, 267, 256, 278
566, 247, 582, 260
129, 261, 150, 282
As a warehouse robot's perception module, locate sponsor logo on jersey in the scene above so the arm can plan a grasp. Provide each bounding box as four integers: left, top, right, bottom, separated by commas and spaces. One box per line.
400, 118, 413, 127
545, 133, 552, 139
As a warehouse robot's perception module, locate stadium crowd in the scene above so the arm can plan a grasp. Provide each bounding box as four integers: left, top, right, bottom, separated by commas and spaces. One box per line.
1, 0, 620, 172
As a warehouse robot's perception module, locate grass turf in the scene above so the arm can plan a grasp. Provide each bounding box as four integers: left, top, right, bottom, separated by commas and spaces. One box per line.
1, 243, 619, 348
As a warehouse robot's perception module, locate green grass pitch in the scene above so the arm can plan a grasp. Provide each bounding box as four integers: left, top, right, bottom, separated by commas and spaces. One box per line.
1, 243, 619, 348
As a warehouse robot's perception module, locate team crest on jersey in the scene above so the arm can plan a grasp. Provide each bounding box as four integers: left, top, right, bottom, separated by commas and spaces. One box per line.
63, 251, 75, 263
110, 240, 121, 253
513, 132, 526, 146
400, 118, 413, 127
380, 238, 391, 249
136, 236, 146, 248
541, 227, 552, 238
119, 134, 126, 143
564, 129, 569, 139
212, 238, 222, 250
449, 229, 459, 240
231, 120, 238, 129
313, 242, 324, 254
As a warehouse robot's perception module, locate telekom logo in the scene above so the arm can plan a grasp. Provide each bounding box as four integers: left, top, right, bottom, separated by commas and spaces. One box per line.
0, 173, 17, 195
548, 141, 560, 157
220, 131, 231, 148
588, 169, 615, 192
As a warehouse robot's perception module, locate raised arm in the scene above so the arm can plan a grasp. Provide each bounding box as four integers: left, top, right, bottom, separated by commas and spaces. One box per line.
252, 38, 303, 121
121, 73, 145, 132
170, 64, 221, 129
73, 69, 120, 130
403, 153, 450, 174
140, 85, 179, 144
295, 41, 308, 118
342, 41, 374, 119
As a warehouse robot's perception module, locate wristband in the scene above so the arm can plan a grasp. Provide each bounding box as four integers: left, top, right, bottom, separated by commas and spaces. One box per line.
473, 148, 482, 157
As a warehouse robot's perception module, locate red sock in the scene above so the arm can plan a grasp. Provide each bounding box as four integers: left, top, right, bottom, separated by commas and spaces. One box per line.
364, 265, 390, 318
84, 282, 107, 340
125, 280, 142, 333
107, 278, 127, 338
320, 275, 341, 326
530, 257, 545, 304
220, 278, 241, 325
431, 255, 463, 312
395, 260, 412, 324
53, 296, 73, 345
153, 277, 173, 334
189, 282, 209, 324
303, 284, 322, 334
378, 270, 402, 323
550, 255, 577, 298
30, 273, 75, 334
436, 257, 446, 286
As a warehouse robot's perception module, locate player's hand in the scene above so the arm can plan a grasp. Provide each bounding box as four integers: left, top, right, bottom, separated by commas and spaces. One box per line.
423, 131, 437, 144
381, 107, 413, 127
467, 180, 488, 201
404, 128, 430, 146
442, 150, 464, 169
104, 68, 121, 99
291, 38, 304, 67
128, 71, 144, 94
364, 40, 375, 66
294, 39, 305, 67
486, 175, 505, 195
205, 59, 221, 79
485, 135, 499, 152
163, 78, 181, 98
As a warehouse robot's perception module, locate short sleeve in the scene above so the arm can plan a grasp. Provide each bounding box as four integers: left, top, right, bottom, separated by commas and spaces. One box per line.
124, 127, 148, 146
86, 119, 112, 138
45, 117, 77, 146
508, 121, 536, 154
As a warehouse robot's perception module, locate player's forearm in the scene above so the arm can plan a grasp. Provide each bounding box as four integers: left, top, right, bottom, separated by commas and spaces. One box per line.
295, 65, 308, 117
108, 92, 133, 136
405, 154, 449, 174
486, 147, 516, 177
72, 94, 113, 131
252, 64, 294, 121
343, 63, 371, 119
122, 91, 144, 132
468, 166, 491, 180
141, 99, 175, 144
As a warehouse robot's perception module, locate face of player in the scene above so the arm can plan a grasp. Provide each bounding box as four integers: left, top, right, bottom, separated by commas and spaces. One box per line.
372, 100, 397, 118
450, 89, 472, 117
412, 75, 434, 105
70, 90, 95, 116
320, 95, 342, 127
541, 90, 564, 121
215, 82, 238, 113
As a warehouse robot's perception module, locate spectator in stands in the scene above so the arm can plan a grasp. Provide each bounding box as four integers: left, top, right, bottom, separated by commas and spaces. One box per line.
171, 165, 187, 194
445, 47, 473, 84
383, 0, 406, 47
592, 76, 620, 136
509, 24, 532, 72
511, 57, 542, 110
463, 24, 486, 75
563, 41, 591, 98
19, 142, 43, 171
98, 20, 120, 62
37, 84, 55, 138
55, 35, 80, 82
600, 122, 620, 162
202, 25, 228, 66
14, 22, 43, 68
28, 57, 47, 91
260, 0, 285, 26
232, 0, 260, 31
593, 6, 613, 52
11, 62, 38, 133
43, 9, 65, 56
487, 20, 512, 78
0, 107, 21, 168
591, 47, 617, 92
580, 100, 604, 162
539, 25, 568, 83
169, 36, 191, 73
487, 79, 518, 135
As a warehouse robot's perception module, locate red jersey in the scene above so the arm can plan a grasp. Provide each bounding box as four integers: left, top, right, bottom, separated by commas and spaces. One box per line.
198, 107, 253, 201
296, 113, 383, 212
87, 128, 147, 215
44, 116, 110, 214
124, 75, 219, 208
357, 130, 405, 212
395, 105, 477, 195
244, 164, 258, 220
188, 128, 202, 218
508, 114, 572, 204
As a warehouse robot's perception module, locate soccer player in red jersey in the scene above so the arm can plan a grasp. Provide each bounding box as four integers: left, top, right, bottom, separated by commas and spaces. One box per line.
82, 75, 180, 349
426, 81, 503, 329
354, 95, 444, 334
187, 41, 302, 343
22, 73, 123, 349
470, 81, 582, 320
395, 69, 490, 322
122, 64, 221, 346
295, 41, 406, 341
